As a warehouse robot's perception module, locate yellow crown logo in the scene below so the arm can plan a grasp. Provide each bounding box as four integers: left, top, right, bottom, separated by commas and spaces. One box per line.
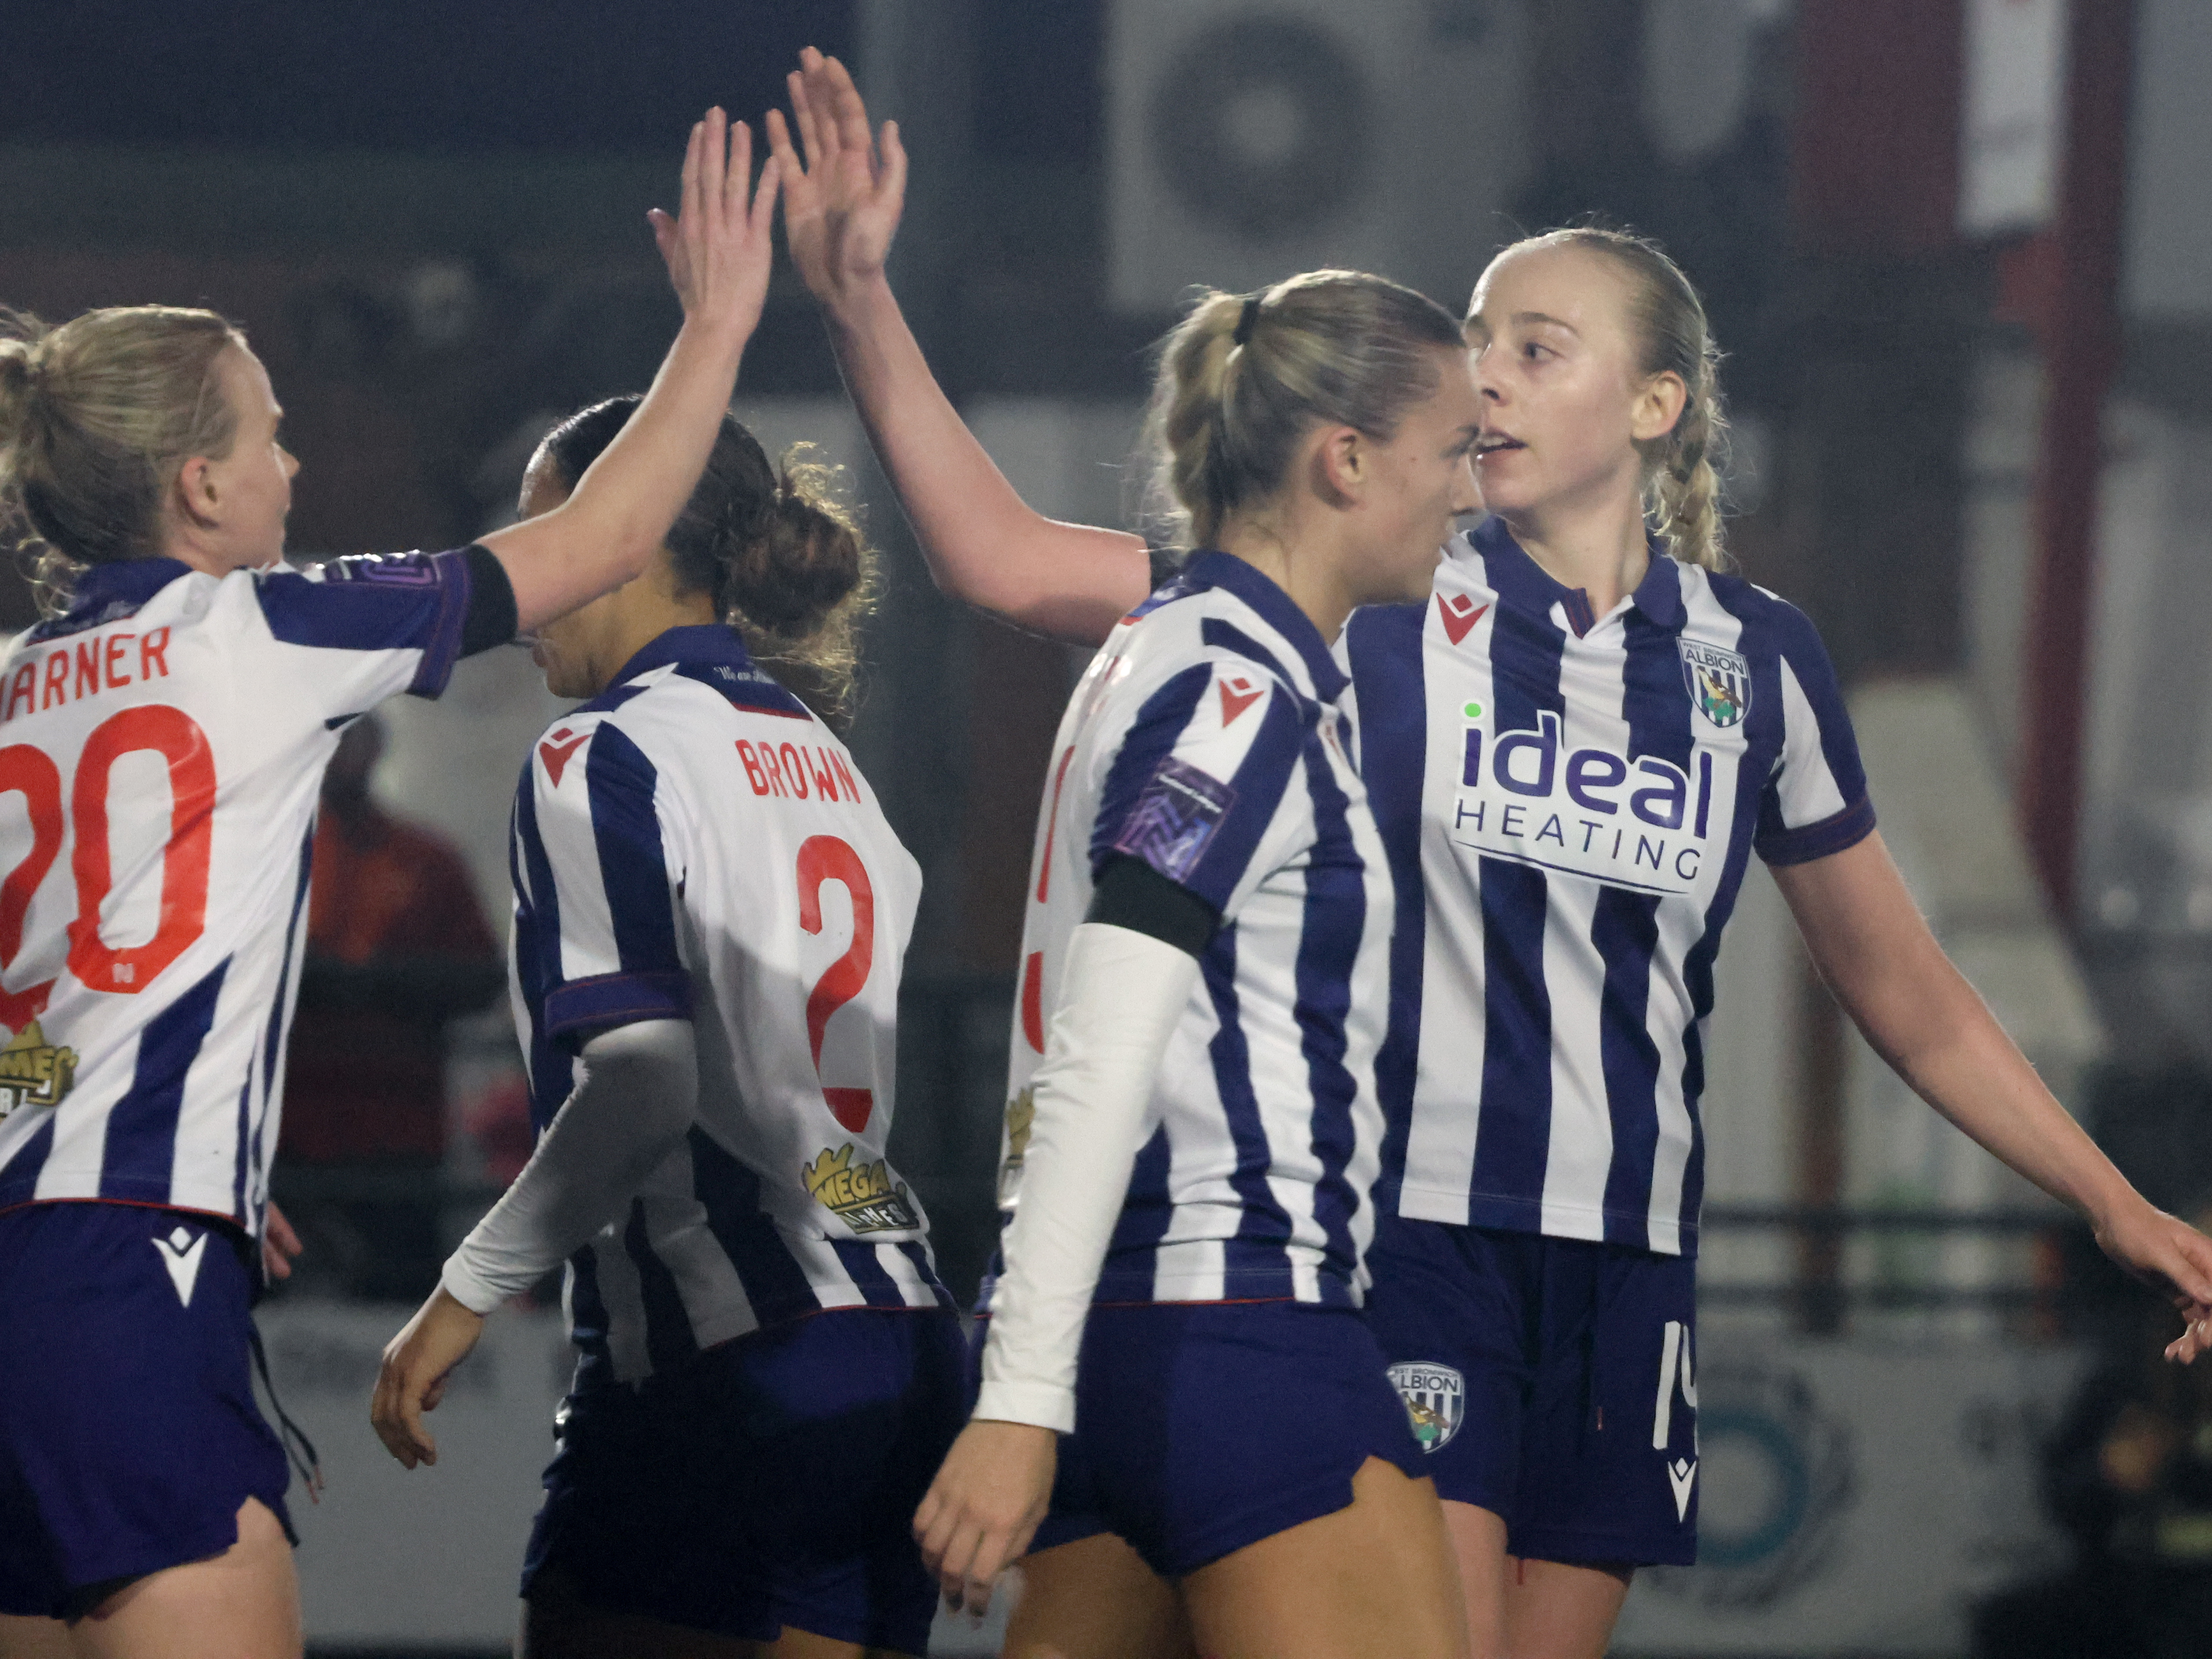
0, 1020, 76, 1118
803, 1142, 919, 1235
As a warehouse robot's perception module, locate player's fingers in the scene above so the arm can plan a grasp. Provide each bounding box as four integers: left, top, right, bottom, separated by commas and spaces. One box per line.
878, 119, 908, 207
823, 54, 872, 160
788, 71, 825, 175
931, 1517, 987, 1610
369, 1366, 416, 1468
959, 1528, 1012, 1616
765, 108, 803, 184
723, 119, 752, 223
698, 108, 728, 232
748, 155, 782, 238
680, 118, 704, 229
265, 1202, 303, 1257
2171, 1226, 2212, 1306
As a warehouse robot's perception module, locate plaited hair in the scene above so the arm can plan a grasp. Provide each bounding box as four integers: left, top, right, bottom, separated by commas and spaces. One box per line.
1144, 269, 1467, 550
538, 396, 875, 726
1508, 228, 1730, 570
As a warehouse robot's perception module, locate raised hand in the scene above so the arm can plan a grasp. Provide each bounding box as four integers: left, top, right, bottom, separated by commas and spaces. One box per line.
647, 106, 782, 343
768, 46, 907, 313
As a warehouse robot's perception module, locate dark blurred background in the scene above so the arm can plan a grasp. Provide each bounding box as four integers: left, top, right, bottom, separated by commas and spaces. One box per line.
13, 2, 2212, 1652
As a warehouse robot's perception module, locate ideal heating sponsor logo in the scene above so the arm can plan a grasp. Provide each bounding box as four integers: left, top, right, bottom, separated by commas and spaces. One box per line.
1450, 709, 1719, 895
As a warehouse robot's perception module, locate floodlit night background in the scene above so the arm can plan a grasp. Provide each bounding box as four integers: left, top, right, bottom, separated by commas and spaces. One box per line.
11, 2, 2212, 1653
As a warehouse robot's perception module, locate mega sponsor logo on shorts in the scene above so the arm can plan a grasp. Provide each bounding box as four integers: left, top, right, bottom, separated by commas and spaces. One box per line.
1449, 710, 1717, 896
803, 1143, 920, 1234
0, 1020, 76, 1118
1388, 1361, 1465, 1454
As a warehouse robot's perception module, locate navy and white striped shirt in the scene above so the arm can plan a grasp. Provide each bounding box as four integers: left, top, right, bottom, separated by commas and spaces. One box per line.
0, 551, 477, 1233
1346, 519, 1873, 1255
509, 625, 950, 1387
994, 553, 1395, 1309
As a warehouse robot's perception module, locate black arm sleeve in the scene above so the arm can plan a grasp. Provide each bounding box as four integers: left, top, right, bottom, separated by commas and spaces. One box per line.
1085, 854, 1221, 959
460, 543, 520, 656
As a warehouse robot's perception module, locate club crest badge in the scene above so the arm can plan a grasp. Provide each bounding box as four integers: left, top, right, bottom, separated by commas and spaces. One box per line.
1679, 640, 1752, 729
0, 1020, 76, 1119
803, 1143, 920, 1234
1388, 1362, 1465, 1454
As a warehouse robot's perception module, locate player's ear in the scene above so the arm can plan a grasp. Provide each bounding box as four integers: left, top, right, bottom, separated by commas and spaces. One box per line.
1631, 369, 1686, 445
173, 454, 221, 528
1310, 424, 1366, 508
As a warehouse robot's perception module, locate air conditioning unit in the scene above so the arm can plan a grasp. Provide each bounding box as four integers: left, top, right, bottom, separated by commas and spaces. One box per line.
1106, 0, 1530, 315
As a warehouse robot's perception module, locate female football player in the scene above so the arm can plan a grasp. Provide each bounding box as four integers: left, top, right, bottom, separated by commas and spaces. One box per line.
371, 394, 963, 1659
0, 111, 780, 1659
771, 49, 2212, 1659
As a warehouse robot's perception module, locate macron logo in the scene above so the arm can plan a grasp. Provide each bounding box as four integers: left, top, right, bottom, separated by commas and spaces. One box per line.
154, 1224, 208, 1307
1438, 593, 1490, 646
538, 728, 590, 787
1669, 1457, 1698, 1521
1218, 674, 1264, 726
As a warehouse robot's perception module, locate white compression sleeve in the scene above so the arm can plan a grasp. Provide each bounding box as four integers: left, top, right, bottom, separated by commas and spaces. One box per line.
440, 1018, 698, 1315
974, 922, 1199, 1434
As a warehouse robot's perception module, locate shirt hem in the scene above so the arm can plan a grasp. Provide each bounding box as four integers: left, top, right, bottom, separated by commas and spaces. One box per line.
1391, 1183, 1697, 1258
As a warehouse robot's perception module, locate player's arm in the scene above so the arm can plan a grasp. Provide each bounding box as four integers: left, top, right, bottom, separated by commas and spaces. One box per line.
770, 49, 1149, 648
478, 110, 781, 635
1773, 833, 2212, 1352
370, 1019, 697, 1470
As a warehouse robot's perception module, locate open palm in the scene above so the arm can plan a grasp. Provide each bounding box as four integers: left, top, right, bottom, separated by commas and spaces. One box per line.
645, 107, 781, 343
769, 47, 907, 309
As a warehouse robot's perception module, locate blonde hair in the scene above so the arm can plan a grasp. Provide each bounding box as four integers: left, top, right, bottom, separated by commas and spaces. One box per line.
1510, 228, 1730, 571
1146, 270, 1467, 550
540, 398, 877, 729
0, 306, 247, 613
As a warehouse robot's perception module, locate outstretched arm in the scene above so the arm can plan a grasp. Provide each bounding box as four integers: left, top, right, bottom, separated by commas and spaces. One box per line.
1773, 832, 2212, 1353
771, 48, 1149, 647
480, 110, 781, 634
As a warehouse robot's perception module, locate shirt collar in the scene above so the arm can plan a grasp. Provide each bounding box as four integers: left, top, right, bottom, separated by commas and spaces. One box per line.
1179, 550, 1351, 701
28, 557, 194, 642
608, 623, 755, 686
1469, 516, 1685, 634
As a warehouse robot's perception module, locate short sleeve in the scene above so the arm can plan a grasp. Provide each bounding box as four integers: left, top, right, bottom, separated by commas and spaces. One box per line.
252, 548, 476, 712
521, 718, 693, 1048
1753, 605, 1877, 866
1089, 659, 1309, 920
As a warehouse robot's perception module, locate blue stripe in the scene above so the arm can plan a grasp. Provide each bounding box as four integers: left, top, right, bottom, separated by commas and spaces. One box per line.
1092, 664, 1212, 870
1100, 1125, 1176, 1298
254, 551, 470, 697
566, 1242, 613, 1389
1343, 602, 1428, 1201
581, 725, 685, 992
832, 1237, 902, 1303
896, 1242, 955, 1309
1197, 929, 1296, 1286
1289, 732, 1369, 1287
99, 957, 229, 1202
689, 1128, 820, 1323
0, 1111, 55, 1206
511, 763, 575, 1131
247, 823, 317, 1219
1592, 606, 1696, 1242
622, 1197, 701, 1377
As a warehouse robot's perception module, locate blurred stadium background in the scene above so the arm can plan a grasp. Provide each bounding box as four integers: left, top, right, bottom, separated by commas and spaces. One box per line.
12, 1, 2212, 1653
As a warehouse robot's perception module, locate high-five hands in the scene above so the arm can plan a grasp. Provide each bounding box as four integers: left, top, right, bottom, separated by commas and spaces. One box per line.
768, 46, 907, 313
647, 106, 782, 343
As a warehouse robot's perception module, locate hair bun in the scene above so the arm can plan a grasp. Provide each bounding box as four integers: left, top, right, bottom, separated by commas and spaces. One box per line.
737, 475, 865, 638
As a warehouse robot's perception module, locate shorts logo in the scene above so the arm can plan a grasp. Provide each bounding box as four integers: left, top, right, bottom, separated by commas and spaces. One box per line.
803, 1143, 920, 1234
0, 1020, 76, 1118
1111, 757, 1236, 882
1388, 1362, 1465, 1454
1679, 640, 1751, 729
1669, 1456, 1698, 1522
154, 1224, 207, 1307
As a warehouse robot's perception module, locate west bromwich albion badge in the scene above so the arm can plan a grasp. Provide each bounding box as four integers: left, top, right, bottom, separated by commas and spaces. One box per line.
1679, 640, 1752, 729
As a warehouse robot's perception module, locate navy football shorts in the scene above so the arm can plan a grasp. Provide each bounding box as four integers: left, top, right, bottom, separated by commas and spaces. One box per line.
0, 1200, 294, 1620
1363, 1215, 1700, 1567
523, 1305, 964, 1654
1017, 1300, 1430, 1580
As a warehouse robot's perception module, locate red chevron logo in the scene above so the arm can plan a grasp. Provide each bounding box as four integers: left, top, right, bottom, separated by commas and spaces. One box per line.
1438, 594, 1490, 646
1219, 675, 1263, 726
538, 728, 589, 787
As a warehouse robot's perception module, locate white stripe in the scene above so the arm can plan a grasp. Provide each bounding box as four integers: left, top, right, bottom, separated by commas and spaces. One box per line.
1537, 874, 1611, 1239
1772, 658, 1849, 827
876, 1241, 940, 1308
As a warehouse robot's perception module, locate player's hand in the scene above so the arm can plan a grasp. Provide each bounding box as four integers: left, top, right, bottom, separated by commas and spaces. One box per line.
261, 1200, 303, 1282
913, 1418, 1056, 1616
646, 106, 782, 346
370, 1287, 486, 1470
2086, 1198, 2212, 1363
768, 46, 907, 314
